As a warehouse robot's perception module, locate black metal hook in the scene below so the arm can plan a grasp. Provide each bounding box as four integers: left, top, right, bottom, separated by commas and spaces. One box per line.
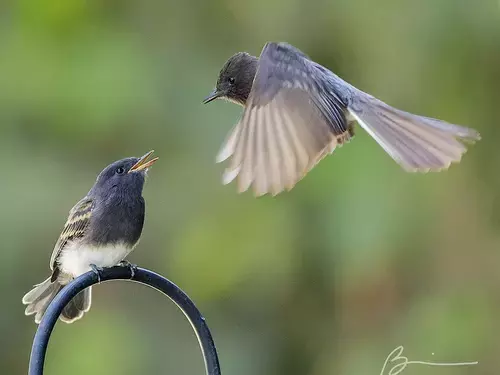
28, 266, 221, 375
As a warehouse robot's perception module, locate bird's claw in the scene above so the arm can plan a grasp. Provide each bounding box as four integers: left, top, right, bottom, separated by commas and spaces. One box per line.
118, 260, 137, 279
90, 264, 104, 283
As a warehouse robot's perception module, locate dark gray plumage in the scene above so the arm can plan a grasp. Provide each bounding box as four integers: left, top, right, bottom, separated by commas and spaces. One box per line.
22, 151, 158, 324
204, 42, 481, 196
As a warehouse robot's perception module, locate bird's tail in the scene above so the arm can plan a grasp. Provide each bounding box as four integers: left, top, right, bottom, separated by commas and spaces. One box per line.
347, 93, 480, 172
22, 277, 92, 324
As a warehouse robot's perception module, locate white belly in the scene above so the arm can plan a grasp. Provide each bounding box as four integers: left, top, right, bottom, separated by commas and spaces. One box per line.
59, 242, 134, 277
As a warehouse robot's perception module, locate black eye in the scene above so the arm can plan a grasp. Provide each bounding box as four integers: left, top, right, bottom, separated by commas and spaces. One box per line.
228, 77, 235, 85
116, 167, 125, 175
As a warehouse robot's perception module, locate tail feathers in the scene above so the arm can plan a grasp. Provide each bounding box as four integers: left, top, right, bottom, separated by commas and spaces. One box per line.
22, 277, 63, 324
22, 278, 92, 324
61, 288, 92, 323
348, 95, 480, 172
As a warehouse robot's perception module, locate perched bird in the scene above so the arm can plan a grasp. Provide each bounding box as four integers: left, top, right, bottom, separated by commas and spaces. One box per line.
204, 42, 481, 196
22, 151, 159, 324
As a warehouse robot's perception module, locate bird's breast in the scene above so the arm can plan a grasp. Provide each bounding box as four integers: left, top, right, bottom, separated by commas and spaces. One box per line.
88, 196, 145, 246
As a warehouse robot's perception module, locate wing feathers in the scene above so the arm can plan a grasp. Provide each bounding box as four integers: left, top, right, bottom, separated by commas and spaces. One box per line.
49, 198, 93, 271
216, 123, 241, 163
218, 89, 348, 196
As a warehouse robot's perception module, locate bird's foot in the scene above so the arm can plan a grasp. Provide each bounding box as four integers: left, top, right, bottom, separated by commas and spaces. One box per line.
89, 264, 104, 283
118, 260, 137, 279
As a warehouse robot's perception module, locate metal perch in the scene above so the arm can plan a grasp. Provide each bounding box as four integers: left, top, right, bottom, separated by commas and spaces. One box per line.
28, 266, 221, 375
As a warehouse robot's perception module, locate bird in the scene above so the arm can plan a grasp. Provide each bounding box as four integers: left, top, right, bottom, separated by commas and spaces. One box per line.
203, 42, 481, 197
22, 150, 159, 324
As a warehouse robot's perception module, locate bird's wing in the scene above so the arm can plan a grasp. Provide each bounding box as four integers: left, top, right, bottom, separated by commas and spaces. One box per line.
49, 197, 94, 277
218, 42, 351, 196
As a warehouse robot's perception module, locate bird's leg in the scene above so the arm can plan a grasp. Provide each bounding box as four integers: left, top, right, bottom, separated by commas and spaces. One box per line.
89, 264, 103, 283
118, 260, 137, 279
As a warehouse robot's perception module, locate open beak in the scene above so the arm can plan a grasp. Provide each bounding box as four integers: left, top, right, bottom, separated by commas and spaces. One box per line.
203, 89, 222, 104
128, 150, 159, 173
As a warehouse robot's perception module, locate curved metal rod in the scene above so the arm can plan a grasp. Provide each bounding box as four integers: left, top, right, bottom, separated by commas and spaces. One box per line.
29, 266, 221, 375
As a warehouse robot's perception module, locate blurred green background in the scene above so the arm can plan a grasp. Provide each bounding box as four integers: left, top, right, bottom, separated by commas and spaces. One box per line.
1, 0, 499, 374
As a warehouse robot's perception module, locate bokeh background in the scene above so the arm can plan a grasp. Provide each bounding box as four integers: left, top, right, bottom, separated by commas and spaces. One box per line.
1, 0, 499, 374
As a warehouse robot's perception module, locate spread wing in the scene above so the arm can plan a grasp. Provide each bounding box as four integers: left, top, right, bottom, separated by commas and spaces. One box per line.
218, 42, 352, 196
49, 197, 94, 278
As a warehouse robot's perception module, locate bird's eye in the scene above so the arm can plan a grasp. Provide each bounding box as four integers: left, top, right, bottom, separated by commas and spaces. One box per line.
116, 167, 125, 175
228, 77, 235, 85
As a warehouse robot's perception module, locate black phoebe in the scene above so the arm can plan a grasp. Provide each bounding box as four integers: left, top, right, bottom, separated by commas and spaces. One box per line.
204, 42, 481, 196
22, 151, 159, 324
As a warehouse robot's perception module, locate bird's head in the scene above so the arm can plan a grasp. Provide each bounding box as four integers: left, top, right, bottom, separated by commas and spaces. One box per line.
92, 150, 159, 197
203, 52, 258, 106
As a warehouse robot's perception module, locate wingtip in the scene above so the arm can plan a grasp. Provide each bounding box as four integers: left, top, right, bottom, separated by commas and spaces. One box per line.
216, 147, 232, 164
222, 166, 240, 185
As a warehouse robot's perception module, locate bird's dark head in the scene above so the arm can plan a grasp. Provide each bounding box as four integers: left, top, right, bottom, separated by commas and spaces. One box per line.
92, 150, 159, 198
203, 52, 258, 106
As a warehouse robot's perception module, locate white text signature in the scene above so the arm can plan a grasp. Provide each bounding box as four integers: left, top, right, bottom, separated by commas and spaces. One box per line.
380, 346, 478, 375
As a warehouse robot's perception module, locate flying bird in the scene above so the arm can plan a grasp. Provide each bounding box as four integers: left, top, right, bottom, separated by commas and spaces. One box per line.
203, 42, 480, 196
22, 151, 159, 324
